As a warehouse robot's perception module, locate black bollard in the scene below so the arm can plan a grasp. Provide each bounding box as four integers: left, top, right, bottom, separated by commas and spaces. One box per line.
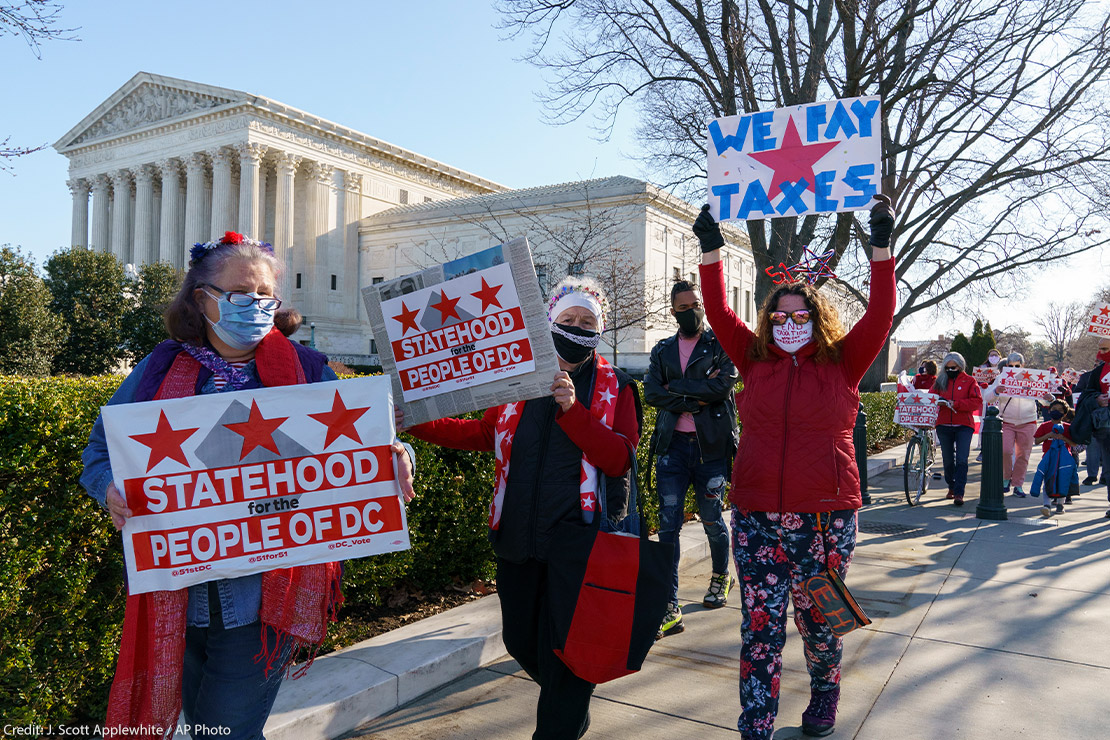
854, 402, 870, 505
976, 406, 1008, 520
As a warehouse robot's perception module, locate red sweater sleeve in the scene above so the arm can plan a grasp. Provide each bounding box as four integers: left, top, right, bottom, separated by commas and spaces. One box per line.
953, 380, 983, 412
556, 385, 640, 477
699, 260, 755, 375
405, 406, 499, 452
841, 258, 897, 387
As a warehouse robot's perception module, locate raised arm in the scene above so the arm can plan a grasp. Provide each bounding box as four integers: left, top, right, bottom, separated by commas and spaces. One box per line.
693, 206, 755, 372
839, 195, 897, 387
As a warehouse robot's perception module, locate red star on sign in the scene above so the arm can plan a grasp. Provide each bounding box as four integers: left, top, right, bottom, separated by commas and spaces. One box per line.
225, 400, 288, 459
747, 117, 840, 200
1021, 371, 1032, 380
308, 390, 371, 447
130, 410, 200, 472
1100, 306, 1110, 316
1037, 373, 1046, 381
430, 290, 462, 322
392, 301, 420, 335
471, 278, 503, 313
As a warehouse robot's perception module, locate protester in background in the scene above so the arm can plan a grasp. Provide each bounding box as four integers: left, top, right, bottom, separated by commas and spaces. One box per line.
1033, 399, 1078, 511
932, 352, 982, 506
983, 352, 1056, 498
80, 232, 415, 738
974, 350, 1003, 456
401, 277, 642, 740
1079, 337, 1110, 517
692, 195, 896, 740
912, 359, 937, 390
1076, 347, 1109, 486
643, 280, 739, 640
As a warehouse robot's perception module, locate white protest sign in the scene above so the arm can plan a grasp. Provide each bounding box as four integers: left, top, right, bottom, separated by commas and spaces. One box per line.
102, 376, 409, 594
1086, 302, 1110, 337
994, 367, 1058, 400
972, 366, 999, 385
895, 391, 940, 428
706, 95, 882, 222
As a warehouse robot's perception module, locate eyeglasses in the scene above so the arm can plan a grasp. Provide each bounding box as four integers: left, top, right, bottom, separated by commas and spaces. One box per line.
1007, 364, 1021, 368
205, 285, 281, 311
768, 309, 811, 326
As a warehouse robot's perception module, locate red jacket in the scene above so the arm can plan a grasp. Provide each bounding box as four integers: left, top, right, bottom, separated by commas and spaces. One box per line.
932, 372, 982, 428
912, 374, 936, 390
700, 258, 896, 513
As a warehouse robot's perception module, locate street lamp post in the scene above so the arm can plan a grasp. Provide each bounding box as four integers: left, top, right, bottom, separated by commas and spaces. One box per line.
310, 322, 316, 349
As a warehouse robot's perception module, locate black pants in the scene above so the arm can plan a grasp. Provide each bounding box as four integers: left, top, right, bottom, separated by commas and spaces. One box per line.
497, 557, 595, 740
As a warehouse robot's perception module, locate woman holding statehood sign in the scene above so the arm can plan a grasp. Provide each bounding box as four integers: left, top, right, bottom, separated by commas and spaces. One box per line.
692, 196, 895, 740
80, 231, 415, 739
399, 277, 642, 740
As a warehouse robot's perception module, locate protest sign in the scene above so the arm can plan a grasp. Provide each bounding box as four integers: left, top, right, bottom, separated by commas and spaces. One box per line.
102, 376, 408, 594
895, 391, 940, 428
972, 366, 999, 385
1086, 302, 1110, 337
994, 367, 1058, 400
363, 238, 561, 426
1061, 368, 1080, 385
706, 96, 882, 222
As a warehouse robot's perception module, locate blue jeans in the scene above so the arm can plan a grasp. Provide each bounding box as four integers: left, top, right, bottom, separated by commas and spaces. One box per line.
182, 602, 290, 740
656, 432, 730, 604
936, 425, 974, 497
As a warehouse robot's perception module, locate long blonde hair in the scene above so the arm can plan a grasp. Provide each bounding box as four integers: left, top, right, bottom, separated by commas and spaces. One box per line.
749, 281, 845, 363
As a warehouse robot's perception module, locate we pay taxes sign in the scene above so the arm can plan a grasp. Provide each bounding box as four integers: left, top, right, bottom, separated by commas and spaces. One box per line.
102, 376, 409, 594
384, 263, 534, 401
707, 96, 882, 221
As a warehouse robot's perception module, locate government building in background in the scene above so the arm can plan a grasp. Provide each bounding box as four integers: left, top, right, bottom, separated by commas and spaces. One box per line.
55, 72, 755, 373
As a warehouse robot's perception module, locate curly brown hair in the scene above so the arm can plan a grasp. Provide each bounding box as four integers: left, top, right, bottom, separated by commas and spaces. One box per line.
748, 281, 845, 363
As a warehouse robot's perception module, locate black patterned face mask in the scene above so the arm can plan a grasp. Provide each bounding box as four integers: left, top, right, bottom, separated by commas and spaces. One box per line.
551, 323, 599, 364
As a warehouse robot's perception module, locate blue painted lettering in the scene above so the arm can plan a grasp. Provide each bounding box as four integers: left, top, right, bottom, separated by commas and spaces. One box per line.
737, 180, 775, 220
777, 179, 810, 216
850, 99, 880, 137
842, 164, 877, 207
825, 101, 858, 140
709, 116, 752, 156
814, 170, 838, 210
752, 111, 776, 152
711, 183, 741, 219
806, 105, 827, 143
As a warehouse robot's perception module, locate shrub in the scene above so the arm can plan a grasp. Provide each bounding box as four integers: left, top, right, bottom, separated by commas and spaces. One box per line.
860, 391, 901, 450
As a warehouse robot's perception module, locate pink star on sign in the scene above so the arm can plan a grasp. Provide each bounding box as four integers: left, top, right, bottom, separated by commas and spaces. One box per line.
747, 117, 839, 200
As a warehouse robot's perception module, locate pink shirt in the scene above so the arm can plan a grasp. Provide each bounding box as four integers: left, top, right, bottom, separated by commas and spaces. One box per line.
675, 334, 699, 433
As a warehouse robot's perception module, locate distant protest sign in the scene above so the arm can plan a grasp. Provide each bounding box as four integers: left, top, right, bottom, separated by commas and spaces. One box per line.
363, 239, 560, 426
1086, 302, 1110, 337
895, 391, 939, 428
102, 376, 408, 594
972, 366, 999, 385
706, 95, 882, 222
994, 367, 1058, 400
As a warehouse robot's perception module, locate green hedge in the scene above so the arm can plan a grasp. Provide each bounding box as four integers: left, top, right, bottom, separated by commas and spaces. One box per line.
860, 391, 901, 451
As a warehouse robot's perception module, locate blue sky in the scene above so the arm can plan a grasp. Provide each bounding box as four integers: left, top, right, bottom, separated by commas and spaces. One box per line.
0, 0, 1102, 342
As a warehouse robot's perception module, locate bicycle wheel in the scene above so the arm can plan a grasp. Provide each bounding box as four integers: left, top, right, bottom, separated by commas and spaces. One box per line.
904, 435, 922, 506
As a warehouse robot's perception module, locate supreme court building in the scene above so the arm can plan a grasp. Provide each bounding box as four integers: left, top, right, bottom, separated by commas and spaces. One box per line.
56, 72, 755, 372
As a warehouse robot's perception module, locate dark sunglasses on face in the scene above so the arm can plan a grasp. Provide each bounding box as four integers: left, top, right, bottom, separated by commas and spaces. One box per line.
769, 309, 811, 326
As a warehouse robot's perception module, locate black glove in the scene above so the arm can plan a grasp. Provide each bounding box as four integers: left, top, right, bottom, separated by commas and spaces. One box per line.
868, 194, 895, 248
692, 204, 726, 253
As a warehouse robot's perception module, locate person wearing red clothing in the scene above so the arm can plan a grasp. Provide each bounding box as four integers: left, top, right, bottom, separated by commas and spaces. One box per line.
932, 352, 983, 506
912, 360, 938, 390
692, 195, 895, 740
400, 277, 641, 740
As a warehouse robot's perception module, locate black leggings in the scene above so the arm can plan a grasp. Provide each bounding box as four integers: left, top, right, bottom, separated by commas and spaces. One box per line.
497, 557, 595, 740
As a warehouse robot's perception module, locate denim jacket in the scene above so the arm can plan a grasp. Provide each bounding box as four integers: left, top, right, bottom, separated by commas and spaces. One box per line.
80, 357, 339, 628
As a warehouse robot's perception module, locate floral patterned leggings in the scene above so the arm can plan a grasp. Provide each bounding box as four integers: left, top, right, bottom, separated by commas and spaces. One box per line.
731, 507, 858, 739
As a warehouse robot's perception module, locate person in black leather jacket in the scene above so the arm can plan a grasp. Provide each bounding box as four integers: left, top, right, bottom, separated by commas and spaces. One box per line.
643, 280, 739, 639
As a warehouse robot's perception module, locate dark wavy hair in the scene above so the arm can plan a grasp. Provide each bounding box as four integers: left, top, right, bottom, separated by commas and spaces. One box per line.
163, 243, 282, 344
749, 281, 845, 364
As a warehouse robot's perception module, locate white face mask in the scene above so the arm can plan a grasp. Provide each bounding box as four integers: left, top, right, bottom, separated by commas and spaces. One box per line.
772, 321, 814, 354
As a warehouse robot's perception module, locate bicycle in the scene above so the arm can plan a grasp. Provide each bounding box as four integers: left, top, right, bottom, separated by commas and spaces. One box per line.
903, 425, 936, 506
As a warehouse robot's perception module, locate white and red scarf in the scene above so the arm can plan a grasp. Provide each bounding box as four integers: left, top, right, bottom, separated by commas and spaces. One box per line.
490, 355, 620, 528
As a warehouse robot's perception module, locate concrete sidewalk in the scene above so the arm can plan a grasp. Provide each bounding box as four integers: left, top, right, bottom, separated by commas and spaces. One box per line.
270, 444, 1110, 739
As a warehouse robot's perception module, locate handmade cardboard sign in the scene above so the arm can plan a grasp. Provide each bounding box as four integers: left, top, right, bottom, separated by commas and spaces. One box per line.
1086, 303, 1110, 338
994, 367, 1058, 400
706, 95, 882, 221
972, 366, 1000, 385
102, 376, 408, 594
895, 391, 940, 428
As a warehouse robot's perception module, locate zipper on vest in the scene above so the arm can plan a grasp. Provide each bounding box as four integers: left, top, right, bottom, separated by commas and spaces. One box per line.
778, 355, 797, 511
528, 398, 556, 560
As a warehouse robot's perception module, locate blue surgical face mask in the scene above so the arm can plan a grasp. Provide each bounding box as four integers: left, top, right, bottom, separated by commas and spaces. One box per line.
1048, 410, 1064, 420
203, 289, 275, 350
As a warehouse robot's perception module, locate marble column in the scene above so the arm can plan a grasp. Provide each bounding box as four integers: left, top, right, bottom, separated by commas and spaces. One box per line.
273, 152, 300, 300
110, 169, 132, 264
237, 142, 265, 239
342, 171, 363, 320
134, 165, 156, 266
304, 162, 334, 318
184, 153, 208, 251
209, 147, 235, 236
157, 158, 184, 266
67, 178, 90, 248
90, 175, 111, 252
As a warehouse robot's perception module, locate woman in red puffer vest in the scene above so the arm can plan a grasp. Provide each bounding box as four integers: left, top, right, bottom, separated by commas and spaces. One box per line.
692, 196, 896, 740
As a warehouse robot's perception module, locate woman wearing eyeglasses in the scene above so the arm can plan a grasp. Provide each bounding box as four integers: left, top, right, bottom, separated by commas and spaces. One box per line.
691, 196, 896, 740
79, 232, 414, 738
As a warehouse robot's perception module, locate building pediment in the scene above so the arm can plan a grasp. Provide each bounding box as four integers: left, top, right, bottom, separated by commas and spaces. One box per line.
55, 72, 250, 150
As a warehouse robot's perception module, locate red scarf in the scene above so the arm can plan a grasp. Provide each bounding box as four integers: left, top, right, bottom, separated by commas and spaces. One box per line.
105, 330, 343, 733
491, 354, 620, 528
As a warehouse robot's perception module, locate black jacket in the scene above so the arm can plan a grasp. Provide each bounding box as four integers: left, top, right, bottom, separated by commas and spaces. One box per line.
643, 328, 739, 462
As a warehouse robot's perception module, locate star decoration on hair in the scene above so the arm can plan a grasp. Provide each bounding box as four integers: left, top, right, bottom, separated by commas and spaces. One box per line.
190, 231, 274, 265
786, 246, 838, 285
